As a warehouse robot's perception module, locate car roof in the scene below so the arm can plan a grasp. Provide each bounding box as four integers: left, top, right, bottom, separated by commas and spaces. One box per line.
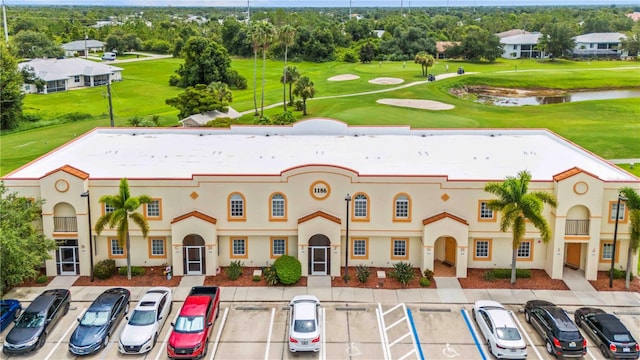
293, 300, 317, 321
593, 314, 632, 335
543, 307, 577, 331
89, 289, 126, 311
137, 289, 168, 308
26, 295, 56, 313
485, 308, 517, 328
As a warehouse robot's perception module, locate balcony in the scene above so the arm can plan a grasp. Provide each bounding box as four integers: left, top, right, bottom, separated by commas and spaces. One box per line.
53, 217, 78, 232
565, 219, 589, 236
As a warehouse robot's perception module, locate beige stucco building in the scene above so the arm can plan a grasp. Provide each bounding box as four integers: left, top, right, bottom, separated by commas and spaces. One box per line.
3, 119, 638, 281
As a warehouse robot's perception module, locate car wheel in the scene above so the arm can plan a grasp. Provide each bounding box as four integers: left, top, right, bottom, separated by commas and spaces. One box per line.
125, 302, 130, 314
215, 307, 220, 320
600, 344, 610, 358
203, 340, 209, 357
103, 335, 110, 348
472, 309, 476, 320
545, 340, 554, 355
575, 316, 581, 327
63, 302, 70, 315
37, 335, 46, 349
153, 333, 158, 347
525, 310, 531, 323
15, 308, 21, 318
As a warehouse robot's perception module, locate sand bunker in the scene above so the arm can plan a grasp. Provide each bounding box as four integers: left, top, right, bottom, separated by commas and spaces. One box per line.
328, 74, 360, 81
377, 98, 455, 111
369, 77, 404, 85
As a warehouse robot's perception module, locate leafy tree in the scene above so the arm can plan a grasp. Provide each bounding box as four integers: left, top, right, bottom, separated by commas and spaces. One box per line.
619, 187, 640, 289
280, 65, 300, 106
0, 46, 25, 130
620, 25, 640, 57
173, 36, 242, 89
539, 22, 576, 60
484, 170, 558, 284
446, 26, 502, 62
414, 51, 435, 77
279, 24, 296, 111
359, 41, 376, 63
95, 178, 151, 280
12, 30, 64, 59
165, 83, 231, 119
293, 76, 315, 116
0, 183, 57, 294
379, 26, 436, 61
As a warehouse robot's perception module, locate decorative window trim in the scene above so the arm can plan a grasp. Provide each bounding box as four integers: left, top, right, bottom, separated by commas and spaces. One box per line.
608, 201, 628, 224
352, 192, 370, 222
230, 237, 248, 259
390, 238, 409, 260
148, 237, 167, 259
473, 239, 492, 261
108, 238, 126, 259
268, 192, 288, 222
516, 240, 534, 261
144, 198, 162, 220
351, 238, 369, 260
227, 192, 247, 221
599, 241, 620, 263
478, 201, 496, 222
270, 237, 288, 259
392, 193, 412, 222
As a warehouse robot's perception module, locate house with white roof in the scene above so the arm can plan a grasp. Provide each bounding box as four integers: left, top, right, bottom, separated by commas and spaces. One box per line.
572, 32, 628, 59
17, 58, 123, 94
499, 33, 545, 59
179, 108, 241, 127
61, 40, 105, 57
3, 119, 638, 282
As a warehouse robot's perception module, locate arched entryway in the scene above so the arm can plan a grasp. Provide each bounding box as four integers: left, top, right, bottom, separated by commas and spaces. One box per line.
308, 234, 331, 276
434, 236, 457, 277
183, 234, 205, 275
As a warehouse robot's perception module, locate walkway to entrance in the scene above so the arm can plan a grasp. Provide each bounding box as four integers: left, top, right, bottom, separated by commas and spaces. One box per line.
434, 259, 456, 277
562, 266, 596, 291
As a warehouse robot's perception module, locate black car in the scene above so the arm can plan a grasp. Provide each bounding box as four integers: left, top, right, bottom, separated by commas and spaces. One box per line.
69, 287, 130, 355
575, 307, 639, 359
2, 289, 71, 355
524, 300, 587, 358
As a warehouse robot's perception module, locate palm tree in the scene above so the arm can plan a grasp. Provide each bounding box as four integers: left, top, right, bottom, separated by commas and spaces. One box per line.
279, 24, 296, 111
414, 51, 435, 77
281, 65, 300, 106
484, 170, 558, 284
209, 81, 232, 110
95, 178, 151, 280
293, 76, 315, 116
248, 23, 261, 116
253, 21, 276, 118
619, 187, 640, 289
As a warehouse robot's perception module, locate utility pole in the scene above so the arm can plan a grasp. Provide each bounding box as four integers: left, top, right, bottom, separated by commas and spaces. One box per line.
107, 79, 114, 127
84, 29, 88, 59
247, 0, 250, 23
2, 0, 8, 44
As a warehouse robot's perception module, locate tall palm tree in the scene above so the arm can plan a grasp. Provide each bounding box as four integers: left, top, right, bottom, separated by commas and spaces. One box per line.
258, 21, 276, 117
248, 23, 261, 116
95, 178, 151, 280
484, 170, 558, 284
281, 65, 300, 106
293, 76, 315, 116
279, 24, 296, 111
619, 187, 640, 289
209, 81, 232, 110
414, 51, 435, 77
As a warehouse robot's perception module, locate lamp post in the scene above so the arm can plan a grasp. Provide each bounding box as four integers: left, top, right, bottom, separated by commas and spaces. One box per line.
609, 193, 627, 288
344, 194, 351, 283
80, 191, 94, 282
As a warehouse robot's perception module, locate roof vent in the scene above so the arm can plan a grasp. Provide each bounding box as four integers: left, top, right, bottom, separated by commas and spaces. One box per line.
199, 133, 204, 136
421, 134, 426, 137
490, 134, 495, 137
266, 134, 270, 137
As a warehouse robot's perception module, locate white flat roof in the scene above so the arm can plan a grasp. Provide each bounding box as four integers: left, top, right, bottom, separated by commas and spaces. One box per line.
5, 119, 635, 182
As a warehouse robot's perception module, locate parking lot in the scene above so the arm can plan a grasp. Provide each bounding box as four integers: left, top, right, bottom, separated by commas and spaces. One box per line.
1, 299, 639, 360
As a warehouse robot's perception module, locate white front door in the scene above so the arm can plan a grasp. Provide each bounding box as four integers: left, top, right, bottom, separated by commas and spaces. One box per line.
310, 247, 327, 275
184, 246, 203, 275
57, 246, 79, 275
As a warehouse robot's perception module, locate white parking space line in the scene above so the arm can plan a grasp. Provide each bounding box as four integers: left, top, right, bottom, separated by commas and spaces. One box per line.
320, 307, 326, 360
154, 309, 182, 360
510, 311, 543, 360
209, 306, 229, 360
44, 307, 85, 360
375, 304, 390, 360
263, 308, 275, 360
99, 314, 129, 360
586, 345, 597, 360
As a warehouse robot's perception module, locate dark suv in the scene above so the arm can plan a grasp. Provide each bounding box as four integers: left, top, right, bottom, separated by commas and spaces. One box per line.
525, 300, 587, 358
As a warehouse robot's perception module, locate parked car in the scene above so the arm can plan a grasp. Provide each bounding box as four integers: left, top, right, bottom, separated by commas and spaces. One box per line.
575, 307, 639, 359
102, 52, 116, 60
119, 287, 173, 354
524, 300, 587, 358
69, 287, 130, 355
472, 300, 527, 359
0, 299, 22, 333
2, 289, 70, 355
167, 286, 220, 360
288, 295, 321, 353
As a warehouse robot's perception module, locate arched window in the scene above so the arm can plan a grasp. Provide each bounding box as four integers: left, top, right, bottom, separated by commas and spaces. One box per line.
353, 193, 369, 221
393, 193, 411, 221
270, 193, 287, 221
228, 193, 246, 221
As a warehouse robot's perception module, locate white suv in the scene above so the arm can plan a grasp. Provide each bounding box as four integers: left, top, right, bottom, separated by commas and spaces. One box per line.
118, 287, 172, 354
288, 295, 321, 352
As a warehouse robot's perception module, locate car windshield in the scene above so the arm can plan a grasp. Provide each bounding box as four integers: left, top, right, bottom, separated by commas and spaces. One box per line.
496, 327, 522, 340
613, 334, 632, 342
559, 331, 582, 341
79, 311, 110, 326
294, 320, 316, 333
128, 310, 156, 326
174, 316, 204, 333
15, 312, 45, 328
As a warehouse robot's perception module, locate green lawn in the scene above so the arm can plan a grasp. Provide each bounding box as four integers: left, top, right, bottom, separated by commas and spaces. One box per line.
1, 57, 639, 176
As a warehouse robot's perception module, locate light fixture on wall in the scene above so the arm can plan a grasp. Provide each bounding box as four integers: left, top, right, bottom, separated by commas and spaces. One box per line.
344, 194, 351, 283
610, 193, 627, 288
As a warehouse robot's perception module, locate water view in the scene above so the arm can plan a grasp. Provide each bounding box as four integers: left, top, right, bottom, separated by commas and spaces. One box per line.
476, 89, 640, 107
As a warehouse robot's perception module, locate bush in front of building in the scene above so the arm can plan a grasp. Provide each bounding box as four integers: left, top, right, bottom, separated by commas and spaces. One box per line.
356, 264, 371, 283
36, 274, 49, 284
390, 262, 416, 287
118, 266, 145, 276
492, 268, 531, 279
94, 259, 116, 279
263, 265, 279, 286
419, 277, 431, 287
423, 269, 434, 281
273, 255, 301, 285
611, 268, 633, 279
225, 260, 244, 280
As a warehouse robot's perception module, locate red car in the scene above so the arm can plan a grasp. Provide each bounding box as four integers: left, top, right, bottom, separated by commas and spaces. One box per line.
167, 287, 219, 360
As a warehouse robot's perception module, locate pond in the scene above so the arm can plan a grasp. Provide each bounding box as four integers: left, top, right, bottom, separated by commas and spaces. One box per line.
475, 89, 640, 107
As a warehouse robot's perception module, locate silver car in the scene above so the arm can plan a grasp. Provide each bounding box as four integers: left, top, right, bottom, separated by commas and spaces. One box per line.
288, 295, 321, 352
472, 300, 527, 359
118, 287, 172, 354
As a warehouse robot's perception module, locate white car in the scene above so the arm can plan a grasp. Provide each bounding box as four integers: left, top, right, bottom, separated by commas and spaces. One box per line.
472, 300, 527, 359
118, 287, 172, 354
288, 295, 321, 352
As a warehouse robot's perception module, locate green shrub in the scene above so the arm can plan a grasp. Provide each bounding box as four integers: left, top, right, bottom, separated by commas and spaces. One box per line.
225, 260, 244, 281
423, 269, 434, 281
491, 268, 531, 279
36, 274, 48, 284
419, 277, 431, 287
273, 111, 296, 125
293, 100, 304, 111
611, 268, 632, 279
62, 112, 92, 122
390, 262, 416, 287
274, 255, 302, 285
343, 51, 357, 63
356, 264, 370, 283
264, 265, 279, 286
94, 259, 116, 280
118, 266, 145, 276
483, 270, 496, 281
252, 275, 261, 282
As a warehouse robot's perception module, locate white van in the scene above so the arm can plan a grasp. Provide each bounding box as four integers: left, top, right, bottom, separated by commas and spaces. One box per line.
102, 52, 116, 61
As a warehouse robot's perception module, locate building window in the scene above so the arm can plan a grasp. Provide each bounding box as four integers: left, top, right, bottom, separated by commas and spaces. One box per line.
353, 193, 369, 221
393, 194, 411, 221
478, 201, 496, 222
269, 193, 286, 220
473, 239, 492, 261
104, 203, 115, 214
270, 237, 287, 258
230, 237, 248, 259
609, 201, 627, 223
228, 193, 246, 221
391, 238, 409, 260
517, 240, 533, 261
109, 238, 125, 258
145, 199, 162, 220
148, 237, 166, 258
74, 75, 80, 82
600, 241, 619, 263
352, 238, 368, 259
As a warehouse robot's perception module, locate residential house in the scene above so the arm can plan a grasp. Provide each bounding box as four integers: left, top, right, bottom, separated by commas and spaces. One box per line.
61, 40, 105, 57
499, 33, 544, 59
496, 29, 530, 38
435, 41, 459, 59
573, 32, 628, 59
179, 108, 241, 127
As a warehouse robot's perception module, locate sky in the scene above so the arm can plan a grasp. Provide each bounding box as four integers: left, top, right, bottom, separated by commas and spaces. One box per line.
5, 0, 640, 7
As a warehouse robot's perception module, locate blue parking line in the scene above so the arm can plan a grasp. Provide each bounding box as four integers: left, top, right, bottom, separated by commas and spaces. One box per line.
461, 309, 487, 360
407, 308, 425, 360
